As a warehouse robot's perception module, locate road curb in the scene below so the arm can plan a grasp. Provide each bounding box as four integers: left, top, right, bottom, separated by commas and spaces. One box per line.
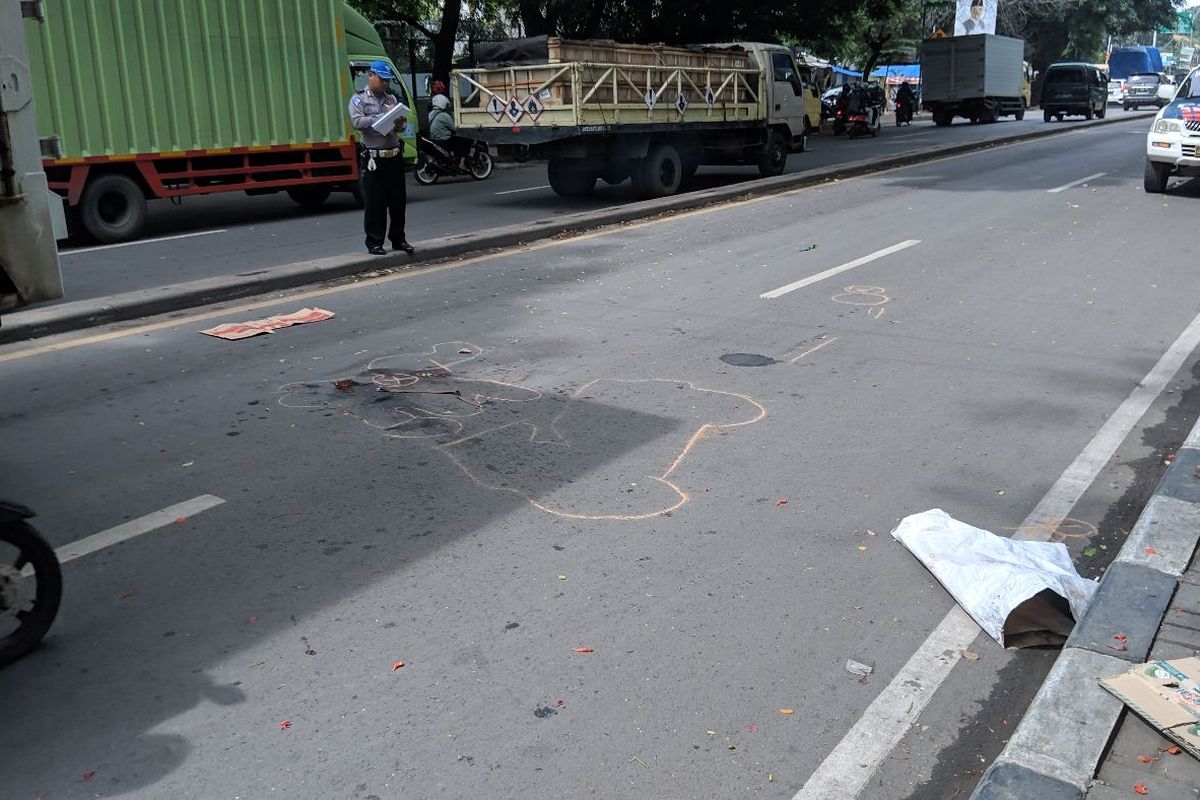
971, 428, 1200, 798
0, 111, 1154, 345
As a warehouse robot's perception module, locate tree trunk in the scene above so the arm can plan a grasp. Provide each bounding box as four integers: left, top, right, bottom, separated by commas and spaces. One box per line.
431, 0, 463, 86
860, 33, 892, 85
520, 0, 551, 36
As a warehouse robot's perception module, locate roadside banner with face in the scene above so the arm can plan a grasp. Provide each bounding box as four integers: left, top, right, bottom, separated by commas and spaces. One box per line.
955, 0, 996, 35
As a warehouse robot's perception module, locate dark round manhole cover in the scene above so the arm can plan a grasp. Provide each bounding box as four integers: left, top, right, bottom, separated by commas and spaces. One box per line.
720, 353, 776, 367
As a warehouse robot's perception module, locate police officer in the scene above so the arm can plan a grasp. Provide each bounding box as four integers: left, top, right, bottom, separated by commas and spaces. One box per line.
349, 61, 413, 256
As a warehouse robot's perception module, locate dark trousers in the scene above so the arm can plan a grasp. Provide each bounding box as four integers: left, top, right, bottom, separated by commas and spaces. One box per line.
362, 155, 407, 249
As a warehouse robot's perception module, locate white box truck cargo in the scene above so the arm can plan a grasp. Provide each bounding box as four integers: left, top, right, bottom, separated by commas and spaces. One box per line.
920, 34, 1027, 126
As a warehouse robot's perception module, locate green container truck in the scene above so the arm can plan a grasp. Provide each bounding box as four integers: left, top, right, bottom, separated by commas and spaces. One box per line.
24, 0, 416, 243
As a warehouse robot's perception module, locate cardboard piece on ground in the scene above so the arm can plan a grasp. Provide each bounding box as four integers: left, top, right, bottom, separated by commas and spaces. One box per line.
1100, 657, 1200, 760
201, 308, 334, 340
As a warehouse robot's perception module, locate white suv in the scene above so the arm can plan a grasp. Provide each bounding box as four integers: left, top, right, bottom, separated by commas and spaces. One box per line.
1145, 67, 1200, 193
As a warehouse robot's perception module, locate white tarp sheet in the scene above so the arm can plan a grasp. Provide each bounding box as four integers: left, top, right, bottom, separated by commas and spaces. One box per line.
891, 509, 1097, 647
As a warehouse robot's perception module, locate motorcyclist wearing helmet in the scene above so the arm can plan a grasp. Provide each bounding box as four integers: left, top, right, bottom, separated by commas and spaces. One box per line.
429, 93, 469, 172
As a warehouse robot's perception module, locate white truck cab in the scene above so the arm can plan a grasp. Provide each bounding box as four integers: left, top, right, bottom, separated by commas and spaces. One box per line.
1145, 67, 1200, 193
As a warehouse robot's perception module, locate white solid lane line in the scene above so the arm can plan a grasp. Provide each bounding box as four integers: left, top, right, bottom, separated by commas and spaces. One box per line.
494, 184, 552, 195
760, 240, 921, 300
60, 229, 228, 257
53, 495, 226, 564
793, 304, 1200, 800
1047, 172, 1107, 193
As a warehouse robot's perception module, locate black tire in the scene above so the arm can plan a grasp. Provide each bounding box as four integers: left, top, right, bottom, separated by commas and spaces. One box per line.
1144, 159, 1170, 193
79, 173, 147, 244
758, 132, 787, 177
933, 112, 952, 127
1043, 109, 1053, 123
636, 144, 683, 198
286, 186, 332, 209
414, 157, 439, 186
0, 520, 62, 669
469, 150, 494, 181
1057, 114, 1064, 121
1123, 102, 1131, 112
1015, 102, 1026, 121
1097, 102, 1106, 119
547, 159, 597, 197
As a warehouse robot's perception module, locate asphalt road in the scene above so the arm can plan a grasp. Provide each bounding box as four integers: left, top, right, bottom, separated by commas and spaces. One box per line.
2, 117, 1198, 800
51, 108, 1152, 305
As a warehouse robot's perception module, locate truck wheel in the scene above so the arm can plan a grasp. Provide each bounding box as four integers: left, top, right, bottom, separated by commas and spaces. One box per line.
286, 186, 332, 209
758, 133, 787, 178
1144, 160, 1170, 193
1043, 109, 1052, 123
1097, 102, 1106, 119
1084, 105, 1094, 120
1015, 102, 1026, 121
547, 159, 597, 197
79, 173, 147, 244
636, 144, 683, 198
1123, 102, 1131, 112
933, 112, 952, 127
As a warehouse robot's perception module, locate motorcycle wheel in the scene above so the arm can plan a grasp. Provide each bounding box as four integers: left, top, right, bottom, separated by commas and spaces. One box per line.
414, 158, 439, 186
0, 520, 62, 668
470, 151, 494, 181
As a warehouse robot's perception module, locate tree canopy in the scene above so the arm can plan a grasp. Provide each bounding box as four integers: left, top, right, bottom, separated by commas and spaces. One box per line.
349, 0, 1181, 83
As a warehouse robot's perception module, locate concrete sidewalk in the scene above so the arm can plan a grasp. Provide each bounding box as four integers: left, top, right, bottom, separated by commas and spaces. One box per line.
1086, 567, 1200, 799
972, 428, 1200, 799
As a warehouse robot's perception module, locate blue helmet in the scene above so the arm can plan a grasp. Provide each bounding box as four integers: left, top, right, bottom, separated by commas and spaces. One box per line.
369, 60, 396, 80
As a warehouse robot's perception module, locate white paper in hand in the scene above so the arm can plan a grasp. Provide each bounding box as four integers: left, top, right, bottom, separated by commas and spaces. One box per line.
891, 508, 1097, 647
371, 102, 409, 136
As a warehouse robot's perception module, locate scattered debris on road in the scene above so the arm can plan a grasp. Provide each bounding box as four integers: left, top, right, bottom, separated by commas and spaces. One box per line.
776, 498, 789, 506
1102, 657, 1200, 760
571, 646, 594, 653
845, 659, 874, 677
891, 509, 1096, 647
201, 307, 335, 340
279, 720, 292, 730
392, 660, 406, 671
630, 756, 649, 768
534, 705, 558, 719
960, 650, 980, 661
779, 708, 794, 715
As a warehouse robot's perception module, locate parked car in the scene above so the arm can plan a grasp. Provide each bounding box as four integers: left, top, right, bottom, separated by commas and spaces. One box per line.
1041, 63, 1108, 121
1108, 77, 1128, 105
1124, 72, 1172, 110
1144, 66, 1199, 193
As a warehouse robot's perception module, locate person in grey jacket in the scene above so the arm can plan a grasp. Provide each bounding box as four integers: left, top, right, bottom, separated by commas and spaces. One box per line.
348, 60, 413, 255
429, 94, 469, 172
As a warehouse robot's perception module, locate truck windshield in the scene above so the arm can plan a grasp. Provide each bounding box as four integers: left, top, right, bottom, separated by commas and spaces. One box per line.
1046, 68, 1084, 84
1186, 71, 1200, 100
